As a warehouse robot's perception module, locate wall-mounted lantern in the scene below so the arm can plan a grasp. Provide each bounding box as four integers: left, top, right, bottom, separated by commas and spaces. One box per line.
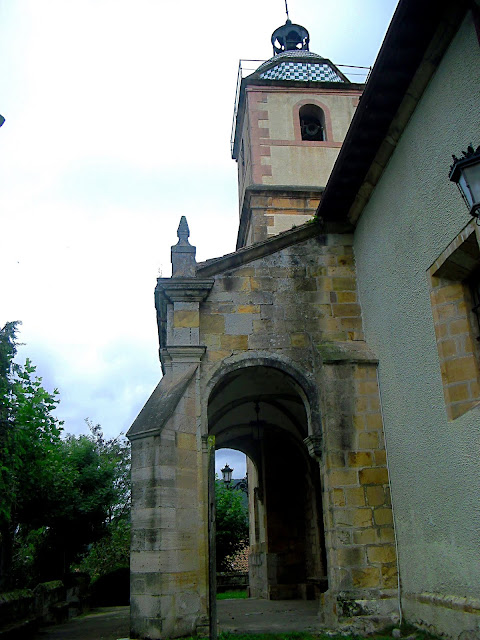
449, 145, 480, 222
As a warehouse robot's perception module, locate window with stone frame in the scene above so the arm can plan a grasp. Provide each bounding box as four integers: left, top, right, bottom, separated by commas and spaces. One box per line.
428, 223, 480, 420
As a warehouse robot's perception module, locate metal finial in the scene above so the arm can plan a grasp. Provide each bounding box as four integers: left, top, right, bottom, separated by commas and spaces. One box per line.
285, 0, 289, 20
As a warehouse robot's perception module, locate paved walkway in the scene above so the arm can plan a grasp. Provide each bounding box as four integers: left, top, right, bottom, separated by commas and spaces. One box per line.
32, 600, 324, 638
218, 599, 322, 634
33, 606, 130, 640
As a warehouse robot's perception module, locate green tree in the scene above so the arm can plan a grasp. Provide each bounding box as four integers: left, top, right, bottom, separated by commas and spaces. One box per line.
1, 322, 131, 588
0, 321, 64, 589
15, 420, 131, 584
215, 479, 248, 571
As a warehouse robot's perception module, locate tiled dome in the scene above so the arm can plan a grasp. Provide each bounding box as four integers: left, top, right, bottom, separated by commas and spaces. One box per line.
255, 50, 345, 82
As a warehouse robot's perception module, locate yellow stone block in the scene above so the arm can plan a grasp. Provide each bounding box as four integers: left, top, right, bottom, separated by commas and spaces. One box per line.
367, 545, 396, 564
329, 468, 358, 486
176, 432, 196, 451
233, 267, 255, 276
238, 305, 260, 313
374, 507, 394, 526
444, 356, 477, 384
357, 431, 378, 449
250, 278, 260, 291
355, 397, 368, 413
351, 507, 373, 527
450, 400, 476, 420
366, 486, 384, 506
359, 467, 389, 485
290, 333, 309, 347
327, 452, 345, 469
375, 450, 387, 466
348, 451, 374, 468
174, 310, 199, 328
435, 283, 464, 304
332, 303, 361, 318
358, 381, 378, 395
337, 546, 365, 567
378, 527, 395, 543
221, 335, 248, 350
365, 413, 383, 431
240, 278, 252, 292
446, 382, 472, 402
207, 350, 233, 362
353, 528, 376, 544
332, 488, 345, 507
353, 415, 366, 431
201, 314, 225, 334
345, 487, 366, 507
382, 565, 399, 588
352, 566, 381, 588
336, 291, 357, 303
332, 277, 356, 292
438, 339, 458, 359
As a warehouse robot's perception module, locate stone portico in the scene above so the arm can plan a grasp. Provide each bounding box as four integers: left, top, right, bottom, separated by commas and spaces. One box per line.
127, 216, 398, 639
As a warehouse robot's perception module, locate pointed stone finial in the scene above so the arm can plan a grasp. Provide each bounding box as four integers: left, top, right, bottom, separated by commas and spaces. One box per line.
171, 216, 196, 277
177, 216, 190, 245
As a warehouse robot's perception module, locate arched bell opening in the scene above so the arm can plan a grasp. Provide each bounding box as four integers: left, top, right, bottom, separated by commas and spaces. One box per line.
208, 365, 328, 603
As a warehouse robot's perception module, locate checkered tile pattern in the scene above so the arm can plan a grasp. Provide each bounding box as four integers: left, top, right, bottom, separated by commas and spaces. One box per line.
259, 62, 343, 82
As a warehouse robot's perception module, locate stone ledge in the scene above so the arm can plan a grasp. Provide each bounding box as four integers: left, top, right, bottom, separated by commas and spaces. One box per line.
317, 340, 378, 364
404, 591, 480, 614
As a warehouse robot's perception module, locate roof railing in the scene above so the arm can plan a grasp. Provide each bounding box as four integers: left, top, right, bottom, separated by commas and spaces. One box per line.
230, 59, 371, 156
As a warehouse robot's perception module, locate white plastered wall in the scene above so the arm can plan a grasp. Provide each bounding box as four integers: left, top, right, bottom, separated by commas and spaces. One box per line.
353, 14, 480, 636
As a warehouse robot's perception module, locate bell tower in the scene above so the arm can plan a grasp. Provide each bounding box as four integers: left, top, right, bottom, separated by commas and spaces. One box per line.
232, 18, 364, 248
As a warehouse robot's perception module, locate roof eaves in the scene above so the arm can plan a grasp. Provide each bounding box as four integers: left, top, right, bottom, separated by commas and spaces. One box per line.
316, 0, 469, 225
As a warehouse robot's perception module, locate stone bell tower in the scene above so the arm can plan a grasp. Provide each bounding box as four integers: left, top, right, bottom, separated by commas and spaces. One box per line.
232, 18, 363, 248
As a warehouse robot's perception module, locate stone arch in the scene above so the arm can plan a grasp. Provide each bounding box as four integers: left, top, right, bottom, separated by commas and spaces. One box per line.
205, 353, 328, 605
203, 351, 323, 440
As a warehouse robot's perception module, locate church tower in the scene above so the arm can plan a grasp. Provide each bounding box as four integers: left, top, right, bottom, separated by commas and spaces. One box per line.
232, 18, 363, 248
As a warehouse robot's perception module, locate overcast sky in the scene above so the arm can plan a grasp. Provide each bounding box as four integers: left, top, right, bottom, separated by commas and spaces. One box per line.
0, 0, 398, 475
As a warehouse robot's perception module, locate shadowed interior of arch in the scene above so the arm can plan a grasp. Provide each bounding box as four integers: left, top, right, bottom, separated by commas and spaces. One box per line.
208, 365, 328, 603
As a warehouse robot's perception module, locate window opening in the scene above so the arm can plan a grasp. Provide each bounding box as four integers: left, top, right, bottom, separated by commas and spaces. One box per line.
299, 104, 325, 141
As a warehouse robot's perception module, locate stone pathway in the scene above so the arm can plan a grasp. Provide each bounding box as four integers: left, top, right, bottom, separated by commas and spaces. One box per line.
31, 601, 323, 638
217, 598, 323, 634
33, 606, 129, 640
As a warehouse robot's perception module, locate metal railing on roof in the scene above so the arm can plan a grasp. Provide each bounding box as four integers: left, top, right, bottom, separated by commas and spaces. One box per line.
230, 59, 372, 156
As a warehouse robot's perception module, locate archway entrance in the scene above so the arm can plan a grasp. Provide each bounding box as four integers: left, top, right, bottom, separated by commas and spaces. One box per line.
208, 364, 328, 617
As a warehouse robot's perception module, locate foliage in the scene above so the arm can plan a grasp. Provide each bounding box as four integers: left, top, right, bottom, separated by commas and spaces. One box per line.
0, 321, 64, 589
0, 322, 131, 588
215, 478, 248, 572
31, 420, 131, 581
74, 515, 130, 582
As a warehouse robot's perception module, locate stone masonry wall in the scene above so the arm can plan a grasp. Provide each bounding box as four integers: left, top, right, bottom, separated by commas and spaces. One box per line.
199, 234, 363, 367
196, 233, 397, 617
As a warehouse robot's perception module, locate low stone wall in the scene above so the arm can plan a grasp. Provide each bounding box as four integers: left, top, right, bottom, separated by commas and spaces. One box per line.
0, 581, 69, 639
216, 572, 248, 593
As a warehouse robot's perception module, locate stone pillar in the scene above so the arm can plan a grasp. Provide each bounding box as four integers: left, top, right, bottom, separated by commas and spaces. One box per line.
128, 218, 214, 639
316, 344, 398, 624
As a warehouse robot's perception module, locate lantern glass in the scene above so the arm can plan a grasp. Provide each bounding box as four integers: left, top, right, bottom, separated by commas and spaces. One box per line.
221, 464, 233, 484
460, 162, 480, 210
